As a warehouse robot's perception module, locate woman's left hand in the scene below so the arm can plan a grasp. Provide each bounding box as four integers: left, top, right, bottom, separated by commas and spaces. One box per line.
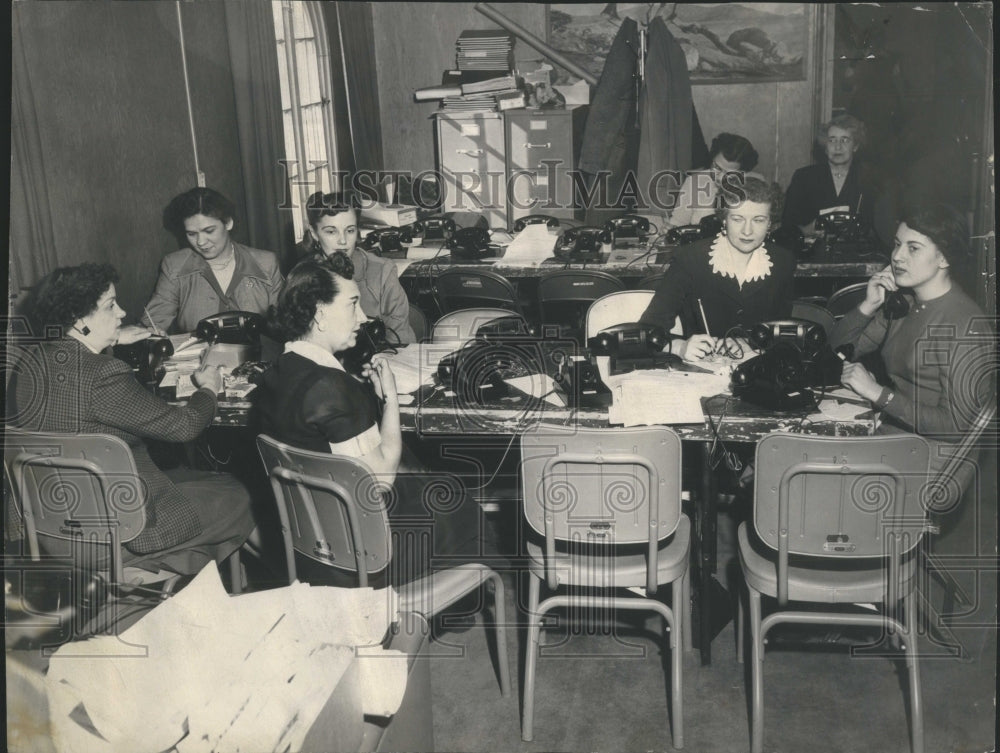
366, 356, 398, 403
841, 362, 882, 403
116, 325, 152, 345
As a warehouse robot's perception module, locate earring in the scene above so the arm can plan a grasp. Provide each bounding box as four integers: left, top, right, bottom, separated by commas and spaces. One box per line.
79, 325, 91, 336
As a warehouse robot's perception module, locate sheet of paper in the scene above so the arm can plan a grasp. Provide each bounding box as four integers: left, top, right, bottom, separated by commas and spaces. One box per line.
812, 399, 872, 421
504, 373, 567, 407
609, 371, 730, 426
381, 344, 455, 393
495, 224, 557, 266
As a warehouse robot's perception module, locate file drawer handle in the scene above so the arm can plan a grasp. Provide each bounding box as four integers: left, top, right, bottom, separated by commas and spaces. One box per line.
524, 142, 551, 149
456, 149, 484, 156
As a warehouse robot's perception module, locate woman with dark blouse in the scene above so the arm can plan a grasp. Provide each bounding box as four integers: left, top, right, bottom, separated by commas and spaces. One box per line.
829, 203, 994, 487
640, 176, 796, 360
255, 255, 479, 585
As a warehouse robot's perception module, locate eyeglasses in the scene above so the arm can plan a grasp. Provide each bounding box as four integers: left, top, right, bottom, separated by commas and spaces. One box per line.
827, 136, 854, 146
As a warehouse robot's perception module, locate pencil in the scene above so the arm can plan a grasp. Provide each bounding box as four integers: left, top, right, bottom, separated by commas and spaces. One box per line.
697, 299, 711, 337
144, 306, 163, 337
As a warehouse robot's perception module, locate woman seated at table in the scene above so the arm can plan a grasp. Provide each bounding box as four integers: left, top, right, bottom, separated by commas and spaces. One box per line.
668, 132, 761, 228
293, 191, 415, 343
640, 176, 796, 361
830, 202, 994, 482
781, 114, 877, 237
143, 187, 283, 334
255, 256, 478, 585
7, 263, 256, 575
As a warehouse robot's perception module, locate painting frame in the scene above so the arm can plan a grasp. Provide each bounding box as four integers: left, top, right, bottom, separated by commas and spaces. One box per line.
546, 3, 809, 85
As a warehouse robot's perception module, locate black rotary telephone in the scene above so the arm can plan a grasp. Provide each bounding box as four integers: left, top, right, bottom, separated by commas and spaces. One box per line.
748, 319, 827, 354
884, 290, 910, 319
196, 311, 265, 344
666, 224, 707, 246
411, 216, 456, 241
605, 214, 652, 247
554, 226, 611, 262
587, 322, 673, 375
114, 337, 174, 385
335, 319, 391, 376
360, 227, 412, 259
731, 341, 817, 411
513, 214, 561, 233
447, 227, 493, 261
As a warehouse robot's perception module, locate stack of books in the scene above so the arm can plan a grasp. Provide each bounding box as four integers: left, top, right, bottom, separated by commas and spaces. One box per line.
456, 29, 514, 71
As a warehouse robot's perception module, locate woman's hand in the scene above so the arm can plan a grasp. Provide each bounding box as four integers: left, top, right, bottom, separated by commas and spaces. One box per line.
192, 364, 224, 394
366, 356, 398, 403
841, 362, 883, 403
859, 264, 898, 316
116, 325, 152, 345
677, 334, 718, 362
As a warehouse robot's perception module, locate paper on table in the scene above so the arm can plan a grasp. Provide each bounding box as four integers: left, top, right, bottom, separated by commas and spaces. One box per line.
812, 399, 871, 421
496, 224, 557, 266
380, 344, 454, 393
609, 371, 730, 426
504, 373, 566, 407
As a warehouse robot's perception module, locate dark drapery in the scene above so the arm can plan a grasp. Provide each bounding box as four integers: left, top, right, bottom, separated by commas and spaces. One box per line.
9, 11, 59, 304
223, 1, 293, 267
321, 2, 384, 178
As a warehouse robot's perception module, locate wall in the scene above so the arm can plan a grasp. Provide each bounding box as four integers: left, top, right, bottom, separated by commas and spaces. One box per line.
12, 1, 246, 321
372, 2, 818, 186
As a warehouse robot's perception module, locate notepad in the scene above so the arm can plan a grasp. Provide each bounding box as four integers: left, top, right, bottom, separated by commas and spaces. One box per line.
496, 224, 557, 266
608, 371, 730, 426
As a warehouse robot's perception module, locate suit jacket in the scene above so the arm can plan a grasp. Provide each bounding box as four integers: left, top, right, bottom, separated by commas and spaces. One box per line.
144, 242, 283, 333
6, 339, 218, 554
639, 237, 796, 338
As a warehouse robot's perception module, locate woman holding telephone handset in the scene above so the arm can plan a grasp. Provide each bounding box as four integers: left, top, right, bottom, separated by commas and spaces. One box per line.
256, 255, 479, 585
829, 203, 994, 480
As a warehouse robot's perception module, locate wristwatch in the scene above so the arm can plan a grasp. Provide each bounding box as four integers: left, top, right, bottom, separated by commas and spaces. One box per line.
874, 387, 895, 409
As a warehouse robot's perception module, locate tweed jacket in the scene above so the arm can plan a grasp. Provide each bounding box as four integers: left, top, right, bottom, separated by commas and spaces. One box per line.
639, 237, 796, 339
6, 338, 218, 553
144, 242, 283, 333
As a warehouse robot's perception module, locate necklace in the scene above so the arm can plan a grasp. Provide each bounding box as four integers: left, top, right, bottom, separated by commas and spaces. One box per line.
830, 166, 848, 180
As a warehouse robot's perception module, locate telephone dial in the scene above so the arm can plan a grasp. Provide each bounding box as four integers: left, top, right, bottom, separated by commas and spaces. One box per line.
336, 319, 391, 377
513, 214, 560, 233
447, 227, 494, 261
731, 341, 817, 411
360, 227, 412, 259
436, 333, 546, 406
587, 322, 673, 375
114, 337, 174, 386
554, 226, 611, 263
605, 214, 652, 248
411, 216, 456, 241
196, 311, 264, 345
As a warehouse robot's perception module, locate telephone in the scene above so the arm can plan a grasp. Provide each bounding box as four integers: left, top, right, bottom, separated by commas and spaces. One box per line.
360, 227, 412, 258
605, 214, 651, 247
196, 311, 264, 345
436, 335, 547, 406
814, 210, 855, 233
767, 224, 807, 255
336, 319, 390, 377
884, 290, 910, 319
447, 227, 493, 261
513, 214, 560, 233
554, 226, 611, 263
666, 224, 706, 246
114, 337, 174, 385
748, 319, 827, 355
814, 210, 875, 256
411, 216, 456, 241
587, 322, 673, 375
731, 341, 817, 411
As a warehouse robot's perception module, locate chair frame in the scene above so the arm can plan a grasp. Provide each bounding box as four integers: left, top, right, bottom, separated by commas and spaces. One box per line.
519, 425, 690, 747
737, 432, 932, 753
434, 268, 523, 316
826, 282, 870, 318
536, 269, 625, 339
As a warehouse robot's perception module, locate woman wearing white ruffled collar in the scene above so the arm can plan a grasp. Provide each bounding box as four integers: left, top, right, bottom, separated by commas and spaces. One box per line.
640, 177, 796, 361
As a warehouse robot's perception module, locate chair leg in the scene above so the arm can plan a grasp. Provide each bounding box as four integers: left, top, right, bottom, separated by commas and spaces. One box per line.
486, 570, 511, 697
228, 550, 243, 595
671, 578, 685, 749
736, 585, 744, 664
682, 565, 693, 653
521, 573, 542, 742
749, 588, 764, 753
903, 591, 924, 753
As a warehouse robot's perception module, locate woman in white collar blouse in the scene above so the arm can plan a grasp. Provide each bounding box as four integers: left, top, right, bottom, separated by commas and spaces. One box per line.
640, 176, 796, 361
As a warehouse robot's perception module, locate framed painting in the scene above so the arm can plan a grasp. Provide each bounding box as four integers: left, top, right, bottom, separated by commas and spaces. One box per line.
547, 3, 809, 85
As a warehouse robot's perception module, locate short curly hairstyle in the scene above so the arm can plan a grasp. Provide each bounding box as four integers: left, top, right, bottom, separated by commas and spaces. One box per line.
305, 191, 360, 229
898, 202, 970, 272
716, 175, 784, 223
817, 113, 867, 151
708, 132, 759, 172
272, 253, 355, 341
162, 187, 237, 238
30, 263, 119, 332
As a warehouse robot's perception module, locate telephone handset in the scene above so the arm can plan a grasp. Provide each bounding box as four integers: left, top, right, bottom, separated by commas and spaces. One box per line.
883, 290, 910, 319
412, 216, 456, 241
587, 322, 673, 375
554, 226, 611, 262
336, 319, 390, 377
605, 214, 651, 238
666, 224, 706, 246
815, 211, 854, 232
513, 214, 560, 233
360, 227, 412, 258
447, 227, 493, 261
196, 311, 264, 344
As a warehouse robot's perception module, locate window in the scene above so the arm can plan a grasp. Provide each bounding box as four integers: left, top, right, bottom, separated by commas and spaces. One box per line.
272, 1, 337, 240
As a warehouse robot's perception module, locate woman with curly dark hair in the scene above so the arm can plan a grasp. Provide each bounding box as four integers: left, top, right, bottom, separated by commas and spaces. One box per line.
668, 132, 762, 228
255, 254, 479, 586
7, 263, 256, 575
143, 187, 283, 333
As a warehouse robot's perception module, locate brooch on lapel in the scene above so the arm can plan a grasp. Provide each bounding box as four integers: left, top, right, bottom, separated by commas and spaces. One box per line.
245, 279, 254, 289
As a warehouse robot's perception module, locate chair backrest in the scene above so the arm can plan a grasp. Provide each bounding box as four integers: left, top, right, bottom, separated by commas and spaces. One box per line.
585, 290, 656, 340
923, 402, 997, 514
434, 268, 522, 315
520, 424, 683, 594
3, 429, 147, 585
431, 308, 529, 344
634, 272, 665, 291
753, 433, 932, 604
790, 299, 837, 336
408, 303, 429, 343
537, 270, 625, 341
256, 434, 391, 586
826, 282, 869, 318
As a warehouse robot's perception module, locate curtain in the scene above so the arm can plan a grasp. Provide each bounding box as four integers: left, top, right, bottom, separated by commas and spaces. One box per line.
223, 1, 293, 267
9, 10, 59, 307
322, 2, 384, 179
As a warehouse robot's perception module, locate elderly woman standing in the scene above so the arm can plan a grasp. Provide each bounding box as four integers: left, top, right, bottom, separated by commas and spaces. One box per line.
7, 263, 256, 574
640, 176, 796, 361
782, 113, 877, 236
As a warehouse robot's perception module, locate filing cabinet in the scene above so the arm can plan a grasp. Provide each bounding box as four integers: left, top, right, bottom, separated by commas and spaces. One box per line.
435, 112, 507, 229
